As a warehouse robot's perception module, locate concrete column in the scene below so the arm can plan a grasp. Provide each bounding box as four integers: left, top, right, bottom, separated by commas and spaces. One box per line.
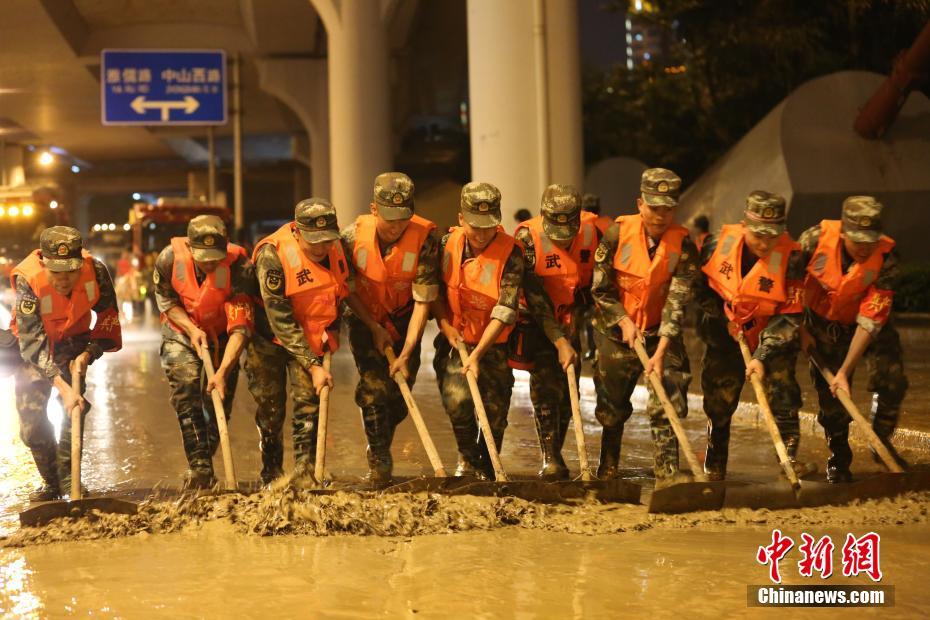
467, 0, 584, 224
316, 0, 392, 220
0, 143, 26, 188
256, 58, 330, 199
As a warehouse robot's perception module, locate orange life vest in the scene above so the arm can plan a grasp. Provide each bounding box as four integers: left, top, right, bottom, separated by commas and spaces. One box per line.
594, 215, 613, 235
352, 214, 436, 337
612, 214, 689, 330
703, 224, 801, 350
10, 250, 100, 346
516, 212, 598, 324
254, 223, 349, 356
804, 220, 895, 325
442, 227, 516, 346
163, 237, 249, 336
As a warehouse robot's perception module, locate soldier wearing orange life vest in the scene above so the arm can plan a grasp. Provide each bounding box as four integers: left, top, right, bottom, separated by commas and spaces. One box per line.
798, 196, 909, 483
590, 169, 698, 488
432, 182, 525, 480
514, 185, 594, 480
246, 198, 382, 485
694, 191, 812, 481
11, 226, 122, 500
154, 215, 254, 489
581, 192, 611, 361
341, 173, 441, 484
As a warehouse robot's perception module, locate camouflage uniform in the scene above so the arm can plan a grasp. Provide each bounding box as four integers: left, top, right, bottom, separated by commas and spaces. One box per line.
799, 197, 908, 480
590, 169, 698, 481
341, 172, 441, 479
246, 198, 354, 483
693, 192, 807, 479
154, 217, 254, 483
580, 192, 603, 360
12, 227, 122, 497
515, 184, 599, 479
434, 182, 523, 480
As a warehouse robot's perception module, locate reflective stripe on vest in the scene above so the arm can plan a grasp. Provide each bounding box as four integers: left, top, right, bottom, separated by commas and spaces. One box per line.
612, 214, 687, 330
352, 213, 436, 325
10, 250, 99, 346
702, 224, 800, 349
256, 222, 349, 356
804, 219, 894, 324
442, 226, 515, 345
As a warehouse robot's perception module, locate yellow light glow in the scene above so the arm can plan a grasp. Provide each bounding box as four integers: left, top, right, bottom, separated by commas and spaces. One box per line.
8, 206, 19, 217
38, 151, 54, 166
0, 206, 5, 216
22, 204, 34, 217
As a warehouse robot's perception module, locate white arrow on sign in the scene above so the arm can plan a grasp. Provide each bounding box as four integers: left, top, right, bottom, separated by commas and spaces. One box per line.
130, 95, 200, 121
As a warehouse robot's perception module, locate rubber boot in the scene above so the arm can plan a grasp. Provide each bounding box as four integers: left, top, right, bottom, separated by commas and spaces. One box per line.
597, 425, 622, 479
259, 436, 285, 486
451, 422, 489, 480
29, 451, 61, 501
534, 406, 569, 481
182, 468, 216, 491
784, 436, 818, 478
361, 407, 394, 486
825, 427, 853, 484
704, 423, 730, 481
289, 459, 318, 489
651, 424, 681, 485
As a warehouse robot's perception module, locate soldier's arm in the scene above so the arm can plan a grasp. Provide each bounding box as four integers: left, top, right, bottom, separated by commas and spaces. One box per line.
14, 276, 59, 379
856, 247, 898, 336
255, 244, 322, 370
224, 255, 255, 338
401, 228, 441, 352
153, 246, 181, 313
657, 235, 699, 339
590, 222, 627, 329
85, 259, 122, 359
691, 233, 723, 317
796, 225, 821, 268
515, 227, 564, 345
755, 248, 805, 362
430, 232, 458, 343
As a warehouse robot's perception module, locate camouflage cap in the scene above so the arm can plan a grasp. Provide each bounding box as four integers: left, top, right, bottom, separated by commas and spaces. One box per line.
541, 184, 582, 242
744, 190, 787, 236
640, 168, 681, 207
295, 197, 340, 243
842, 195, 883, 243
40, 226, 84, 272
460, 181, 502, 228
373, 172, 415, 221
187, 215, 228, 262
581, 192, 601, 213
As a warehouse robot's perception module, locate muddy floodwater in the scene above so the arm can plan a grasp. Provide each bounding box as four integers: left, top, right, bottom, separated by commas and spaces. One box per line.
2, 320, 929, 617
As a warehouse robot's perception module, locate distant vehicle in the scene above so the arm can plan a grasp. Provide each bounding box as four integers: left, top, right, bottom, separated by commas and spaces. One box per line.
129, 198, 232, 260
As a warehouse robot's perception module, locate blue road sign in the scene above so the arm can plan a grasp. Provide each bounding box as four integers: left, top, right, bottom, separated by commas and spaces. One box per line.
101, 50, 227, 125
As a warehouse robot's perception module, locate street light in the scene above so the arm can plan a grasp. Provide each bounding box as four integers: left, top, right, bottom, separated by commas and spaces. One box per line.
49, 200, 58, 209
8, 206, 19, 217
132, 192, 142, 201
22, 204, 33, 216
38, 151, 54, 167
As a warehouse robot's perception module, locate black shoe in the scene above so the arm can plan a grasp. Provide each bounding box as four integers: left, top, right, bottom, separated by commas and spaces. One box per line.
826, 465, 853, 484
29, 482, 61, 502
454, 456, 489, 481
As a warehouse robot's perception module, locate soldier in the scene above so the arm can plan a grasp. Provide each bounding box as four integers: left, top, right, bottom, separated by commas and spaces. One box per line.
695, 191, 812, 481
341, 172, 440, 483
798, 196, 908, 482
583, 193, 613, 235
590, 169, 698, 488
431, 182, 524, 480
11, 227, 122, 499
246, 198, 382, 485
514, 184, 593, 479
690, 214, 711, 253
154, 215, 254, 489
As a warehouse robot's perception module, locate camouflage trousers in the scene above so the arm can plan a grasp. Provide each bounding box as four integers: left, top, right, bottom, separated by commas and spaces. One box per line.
159, 325, 238, 477
434, 334, 514, 478
526, 326, 580, 462
14, 338, 89, 490
244, 332, 320, 483
806, 312, 908, 439
698, 314, 802, 475
347, 316, 421, 470
592, 328, 690, 479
